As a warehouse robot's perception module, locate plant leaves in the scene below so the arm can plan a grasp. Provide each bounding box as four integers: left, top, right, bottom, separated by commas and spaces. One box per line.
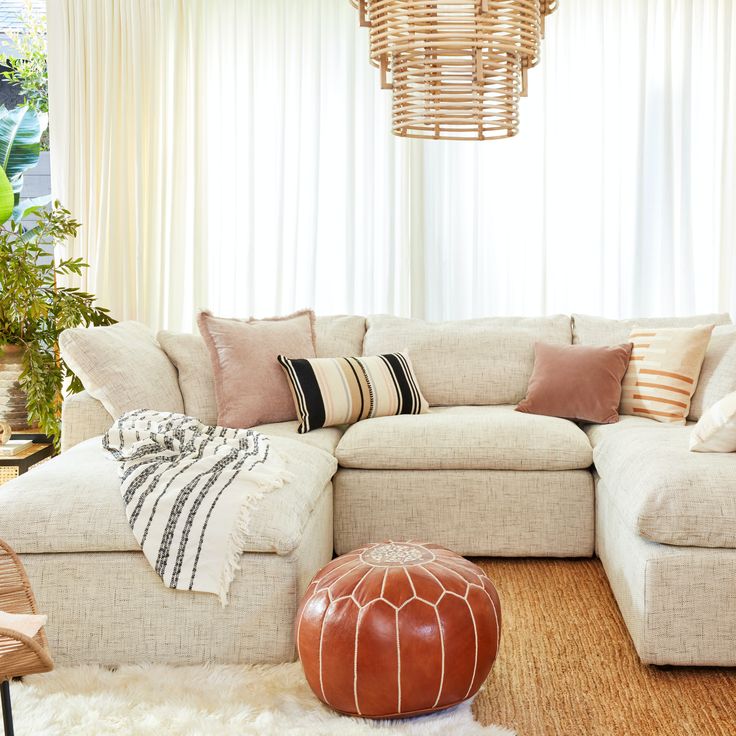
0, 167, 12, 223
11, 193, 51, 222
0, 200, 115, 448
0, 106, 42, 201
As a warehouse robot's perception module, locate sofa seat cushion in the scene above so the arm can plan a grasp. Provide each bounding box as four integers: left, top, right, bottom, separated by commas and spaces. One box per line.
336, 405, 593, 470
0, 426, 338, 556
587, 419, 736, 548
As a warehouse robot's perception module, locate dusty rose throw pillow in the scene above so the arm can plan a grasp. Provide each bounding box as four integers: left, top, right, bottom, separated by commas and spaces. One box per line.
197, 309, 316, 428
516, 342, 633, 424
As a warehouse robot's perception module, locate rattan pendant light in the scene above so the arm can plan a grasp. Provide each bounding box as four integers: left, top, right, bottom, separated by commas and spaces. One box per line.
350, 0, 370, 26
539, 0, 558, 35
351, 0, 557, 140
391, 43, 522, 140
481, 0, 541, 96
392, 0, 522, 141
367, 0, 394, 88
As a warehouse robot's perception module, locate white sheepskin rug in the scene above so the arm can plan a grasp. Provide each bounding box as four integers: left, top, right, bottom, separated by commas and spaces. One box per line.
9, 663, 515, 736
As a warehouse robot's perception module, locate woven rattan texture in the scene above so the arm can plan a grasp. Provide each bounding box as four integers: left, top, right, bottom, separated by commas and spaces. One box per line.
0, 539, 53, 681
351, 0, 557, 138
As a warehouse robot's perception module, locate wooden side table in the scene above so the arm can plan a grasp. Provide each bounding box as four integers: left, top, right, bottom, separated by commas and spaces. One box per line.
0, 432, 53, 486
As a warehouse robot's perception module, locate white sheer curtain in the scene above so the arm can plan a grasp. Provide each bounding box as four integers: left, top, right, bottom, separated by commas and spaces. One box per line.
418, 0, 736, 320
48, 0, 736, 331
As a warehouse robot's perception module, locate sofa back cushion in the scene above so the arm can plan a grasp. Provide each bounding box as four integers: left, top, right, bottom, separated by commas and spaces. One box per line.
158, 315, 367, 423
363, 315, 572, 405
59, 321, 184, 419
571, 313, 731, 346
314, 315, 366, 357
688, 325, 736, 421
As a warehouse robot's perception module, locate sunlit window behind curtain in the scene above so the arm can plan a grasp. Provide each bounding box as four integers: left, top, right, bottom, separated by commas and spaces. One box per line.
48, 0, 736, 331
199, 1, 411, 322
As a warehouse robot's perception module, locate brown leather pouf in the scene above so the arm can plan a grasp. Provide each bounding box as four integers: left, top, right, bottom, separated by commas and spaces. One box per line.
296, 541, 501, 719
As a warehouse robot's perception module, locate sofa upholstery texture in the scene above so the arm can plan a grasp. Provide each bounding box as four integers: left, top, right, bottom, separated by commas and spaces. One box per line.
333, 469, 594, 557
363, 314, 572, 405
5, 312, 736, 668
22, 485, 333, 666
587, 418, 736, 549
335, 405, 593, 470
595, 477, 736, 666
0, 435, 338, 556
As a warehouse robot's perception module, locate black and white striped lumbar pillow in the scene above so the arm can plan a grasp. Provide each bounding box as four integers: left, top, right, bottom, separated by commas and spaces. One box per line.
278, 353, 429, 433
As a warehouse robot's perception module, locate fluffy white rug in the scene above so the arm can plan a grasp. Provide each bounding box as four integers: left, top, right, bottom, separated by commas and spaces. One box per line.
10, 663, 515, 736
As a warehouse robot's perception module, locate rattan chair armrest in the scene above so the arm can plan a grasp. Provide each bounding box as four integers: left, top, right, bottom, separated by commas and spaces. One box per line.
0, 537, 40, 615
0, 627, 53, 670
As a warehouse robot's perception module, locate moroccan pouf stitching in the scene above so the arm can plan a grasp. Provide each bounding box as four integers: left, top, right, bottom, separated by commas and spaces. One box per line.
296, 541, 502, 719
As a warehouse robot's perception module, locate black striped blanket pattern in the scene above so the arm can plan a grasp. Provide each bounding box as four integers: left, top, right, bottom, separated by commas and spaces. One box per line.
103, 410, 292, 604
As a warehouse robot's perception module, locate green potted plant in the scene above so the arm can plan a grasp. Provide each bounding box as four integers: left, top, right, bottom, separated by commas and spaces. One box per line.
0, 106, 113, 448
0, 0, 49, 148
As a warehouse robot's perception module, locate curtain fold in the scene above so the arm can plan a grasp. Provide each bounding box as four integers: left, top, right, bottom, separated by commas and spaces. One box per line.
48, 0, 736, 331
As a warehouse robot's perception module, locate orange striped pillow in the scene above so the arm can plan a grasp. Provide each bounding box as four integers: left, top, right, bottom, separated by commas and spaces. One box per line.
620, 324, 714, 424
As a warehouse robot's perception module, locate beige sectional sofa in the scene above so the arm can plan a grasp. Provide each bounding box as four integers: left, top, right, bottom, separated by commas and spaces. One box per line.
1, 312, 735, 668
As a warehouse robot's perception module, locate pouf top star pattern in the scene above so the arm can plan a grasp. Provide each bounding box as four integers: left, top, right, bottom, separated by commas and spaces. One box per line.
296, 541, 501, 719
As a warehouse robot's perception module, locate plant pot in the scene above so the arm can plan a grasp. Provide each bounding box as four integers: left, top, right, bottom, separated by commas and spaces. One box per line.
0, 345, 31, 430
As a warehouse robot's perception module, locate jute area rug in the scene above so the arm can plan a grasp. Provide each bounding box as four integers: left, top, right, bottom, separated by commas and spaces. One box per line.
10, 662, 513, 736
474, 558, 736, 736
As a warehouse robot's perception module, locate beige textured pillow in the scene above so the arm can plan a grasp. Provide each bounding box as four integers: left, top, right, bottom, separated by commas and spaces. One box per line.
158, 331, 217, 425
688, 325, 736, 421
619, 324, 714, 424
198, 309, 316, 428
59, 322, 184, 419
690, 391, 736, 452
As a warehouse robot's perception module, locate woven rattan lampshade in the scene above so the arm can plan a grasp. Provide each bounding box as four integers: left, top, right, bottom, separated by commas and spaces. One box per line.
384, 1, 523, 140
349, 0, 556, 140
482, 0, 541, 95
539, 0, 558, 35
367, 0, 393, 87
350, 0, 370, 26
392, 45, 521, 140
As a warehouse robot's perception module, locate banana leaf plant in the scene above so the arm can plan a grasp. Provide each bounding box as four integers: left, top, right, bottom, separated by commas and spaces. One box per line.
0, 106, 114, 447
0, 105, 50, 210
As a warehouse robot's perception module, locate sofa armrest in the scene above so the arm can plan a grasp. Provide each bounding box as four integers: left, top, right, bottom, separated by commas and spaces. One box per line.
60, 391, 114, 452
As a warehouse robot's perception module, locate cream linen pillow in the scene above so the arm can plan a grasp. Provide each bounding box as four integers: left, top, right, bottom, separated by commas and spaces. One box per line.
59, 321, 184, 418
0, 611, 47, 638
690, 391, 736, 452
158, 331, 217, 425
619, 324, 714, 424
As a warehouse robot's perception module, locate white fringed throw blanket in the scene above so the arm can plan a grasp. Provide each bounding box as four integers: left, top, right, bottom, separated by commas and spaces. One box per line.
103, 410, 292, 604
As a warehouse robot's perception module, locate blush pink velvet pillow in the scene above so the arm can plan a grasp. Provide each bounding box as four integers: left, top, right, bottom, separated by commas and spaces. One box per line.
197, 309, 316, 428
516, 342, 633, 424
